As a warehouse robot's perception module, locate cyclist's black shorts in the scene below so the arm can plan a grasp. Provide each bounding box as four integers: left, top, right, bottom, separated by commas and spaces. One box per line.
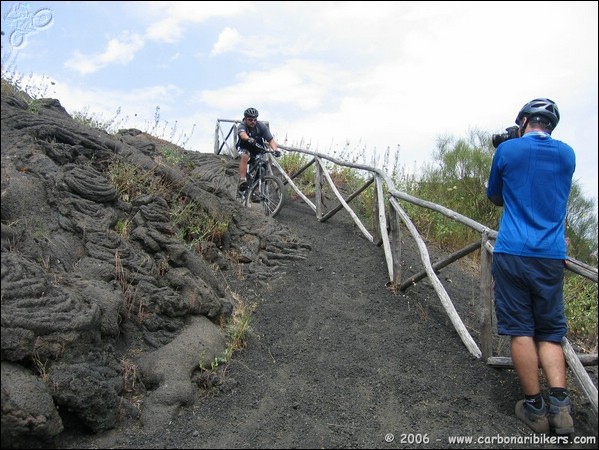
238, 144, 264, 158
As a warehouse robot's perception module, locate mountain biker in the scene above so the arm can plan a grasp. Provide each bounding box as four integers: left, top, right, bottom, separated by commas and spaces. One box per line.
486, 98, 576, 435
237, 107, 279, 192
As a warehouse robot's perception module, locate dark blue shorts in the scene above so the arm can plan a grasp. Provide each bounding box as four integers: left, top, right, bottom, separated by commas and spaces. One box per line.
491, 253, 567, 342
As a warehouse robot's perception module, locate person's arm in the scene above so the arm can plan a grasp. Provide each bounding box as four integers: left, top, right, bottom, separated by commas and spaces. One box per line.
258, 122, 277, 151
238, 127, 255, 145
268, 137, 278, 152
487, 185, 504, 207
486, 153, 504, 206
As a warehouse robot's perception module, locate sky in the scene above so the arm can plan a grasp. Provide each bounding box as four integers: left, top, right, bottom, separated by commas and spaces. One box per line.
1, 1, 597, 214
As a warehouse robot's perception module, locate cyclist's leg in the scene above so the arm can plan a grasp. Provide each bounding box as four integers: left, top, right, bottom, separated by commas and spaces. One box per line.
238, 149, 250, 191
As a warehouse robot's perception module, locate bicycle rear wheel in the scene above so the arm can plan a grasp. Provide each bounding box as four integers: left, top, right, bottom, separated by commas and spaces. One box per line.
250, 175, 285, 217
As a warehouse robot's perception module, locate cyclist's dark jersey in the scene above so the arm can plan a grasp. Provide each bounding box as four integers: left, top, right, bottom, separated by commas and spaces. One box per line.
237, 119, 273, 154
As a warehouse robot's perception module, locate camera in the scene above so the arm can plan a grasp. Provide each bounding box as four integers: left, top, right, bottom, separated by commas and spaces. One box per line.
492, 126, 519, 149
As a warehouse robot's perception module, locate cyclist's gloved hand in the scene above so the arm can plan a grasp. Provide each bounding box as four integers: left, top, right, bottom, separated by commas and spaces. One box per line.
273, 150, 282, 157
247, 137, 256, 145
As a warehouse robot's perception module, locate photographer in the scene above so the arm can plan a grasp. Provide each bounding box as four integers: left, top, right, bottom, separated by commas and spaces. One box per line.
487, 98, 576, 435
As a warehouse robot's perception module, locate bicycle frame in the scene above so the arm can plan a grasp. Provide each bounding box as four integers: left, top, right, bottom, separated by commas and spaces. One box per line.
247, 152, 270, 184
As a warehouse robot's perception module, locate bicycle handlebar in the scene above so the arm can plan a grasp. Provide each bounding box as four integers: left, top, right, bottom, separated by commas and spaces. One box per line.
250, 142, 281, 157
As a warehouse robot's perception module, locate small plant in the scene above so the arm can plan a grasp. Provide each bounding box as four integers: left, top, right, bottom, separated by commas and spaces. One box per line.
160, 145, 187, 167
72, 106, 128, 134
416, 302, 429, 322
107, 159, 170, 202
30, 337, 65, 384
28, 97, 40, 113
157, 256, 170, 277
0, 66, 53, 101
146, 106, 196, 148
121, 358, 140, 393
199, 352, 229, 372
115, 218, 131, 238
224, 295, 254, 359
30, 217, 50, 240
171, 198, 230, 247
114, 250, 144, 321
196, 293, 255, 388
31, 347, 49, 383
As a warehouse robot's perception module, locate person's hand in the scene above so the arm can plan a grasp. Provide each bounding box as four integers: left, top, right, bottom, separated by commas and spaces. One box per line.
273, 150, 282, 157
247, 137, 256, 145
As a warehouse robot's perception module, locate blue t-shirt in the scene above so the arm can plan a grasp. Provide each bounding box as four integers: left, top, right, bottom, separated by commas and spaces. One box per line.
487, 132, 575, 259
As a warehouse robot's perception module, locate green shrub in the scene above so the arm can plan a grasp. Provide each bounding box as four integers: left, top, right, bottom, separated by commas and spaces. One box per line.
564, 273, 598, 352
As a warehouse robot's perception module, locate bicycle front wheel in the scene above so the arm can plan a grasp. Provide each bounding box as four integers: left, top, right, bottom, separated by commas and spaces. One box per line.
250, 175, 285, 217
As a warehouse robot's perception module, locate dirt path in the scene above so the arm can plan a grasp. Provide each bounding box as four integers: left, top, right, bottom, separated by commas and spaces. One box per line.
58, 198, 598, 449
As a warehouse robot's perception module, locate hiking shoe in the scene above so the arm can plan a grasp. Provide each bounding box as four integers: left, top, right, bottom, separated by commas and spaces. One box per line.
515, 400, 549, 434
238, 179, 248, 192
250, 192, 261, 203
548, 395, 574, 435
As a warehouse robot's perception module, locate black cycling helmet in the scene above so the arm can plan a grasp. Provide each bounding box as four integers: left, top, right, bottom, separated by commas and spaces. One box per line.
244, 107, 259, 118
515, 98, 560, 129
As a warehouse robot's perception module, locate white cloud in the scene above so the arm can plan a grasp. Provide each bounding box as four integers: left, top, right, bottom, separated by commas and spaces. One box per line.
64, 33, 145, 74
101, 34, 145, 64
145, 16, 186, 43
199, 58, 352, 114
63, 51, 103, 76
141, 0, 252, 43
210, 27, 241, 56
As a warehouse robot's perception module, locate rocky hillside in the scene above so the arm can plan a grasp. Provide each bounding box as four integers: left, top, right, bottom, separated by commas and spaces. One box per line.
1, 88, 308, 448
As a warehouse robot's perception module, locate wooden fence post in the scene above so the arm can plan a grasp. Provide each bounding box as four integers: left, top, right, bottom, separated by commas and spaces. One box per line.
214, 121, 220, 154
314, 157, 323, 220
389, 200, 402, 286
372, 180, 381, 243
479, 231, 494, 361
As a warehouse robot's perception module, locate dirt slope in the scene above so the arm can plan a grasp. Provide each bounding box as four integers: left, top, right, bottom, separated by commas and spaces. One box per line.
57, 198, 598, 449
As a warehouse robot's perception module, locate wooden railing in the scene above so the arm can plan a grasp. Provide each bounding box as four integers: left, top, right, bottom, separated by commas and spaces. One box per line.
215, 119, 598, 413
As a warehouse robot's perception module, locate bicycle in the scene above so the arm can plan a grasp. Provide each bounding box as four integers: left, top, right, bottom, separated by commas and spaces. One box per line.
237, 144, 286, 218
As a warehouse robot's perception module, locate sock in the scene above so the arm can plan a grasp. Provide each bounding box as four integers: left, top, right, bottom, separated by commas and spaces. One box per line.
549, 387, 569, 401
524, 393, 545, 410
